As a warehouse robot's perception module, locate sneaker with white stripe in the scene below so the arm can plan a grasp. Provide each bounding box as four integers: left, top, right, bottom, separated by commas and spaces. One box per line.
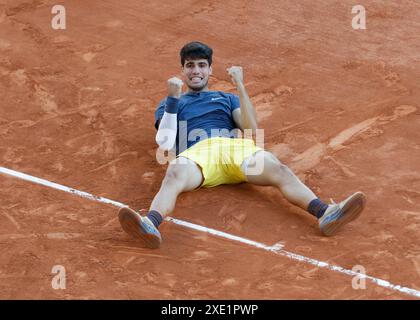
319, 192, 366, 236
118, 207, 162, 248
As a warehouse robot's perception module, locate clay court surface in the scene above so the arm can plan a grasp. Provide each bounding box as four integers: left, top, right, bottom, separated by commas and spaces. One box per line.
0, 0, 419, 299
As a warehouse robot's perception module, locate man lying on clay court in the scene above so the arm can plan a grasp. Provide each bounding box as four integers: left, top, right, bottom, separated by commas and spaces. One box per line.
118, 41, 366, 249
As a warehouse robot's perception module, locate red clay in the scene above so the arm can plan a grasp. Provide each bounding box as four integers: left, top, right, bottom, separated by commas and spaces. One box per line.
0, 0, 419, 299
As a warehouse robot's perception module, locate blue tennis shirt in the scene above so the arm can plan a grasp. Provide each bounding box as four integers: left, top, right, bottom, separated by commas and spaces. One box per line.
154, 91, 241, 154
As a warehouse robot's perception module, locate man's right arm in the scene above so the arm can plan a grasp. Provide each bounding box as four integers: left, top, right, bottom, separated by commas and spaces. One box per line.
155, 97, 179, 150
155, 77, 183, 151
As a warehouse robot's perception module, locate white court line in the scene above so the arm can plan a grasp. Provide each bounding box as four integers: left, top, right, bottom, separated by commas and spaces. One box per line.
1, 166, 419, 299
0, 167, 280, 253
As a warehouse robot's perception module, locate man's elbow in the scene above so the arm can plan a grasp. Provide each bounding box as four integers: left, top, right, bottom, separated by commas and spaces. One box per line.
244, 118, 258, 131
240, 121, 259, 137
155, 129, 176, 151
251, 118, 258, 131
156, 141, 174, 152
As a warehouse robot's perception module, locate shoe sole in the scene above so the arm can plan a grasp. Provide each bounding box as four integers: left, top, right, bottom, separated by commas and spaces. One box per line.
118, 207, 162, 249
321, 192, 366, 236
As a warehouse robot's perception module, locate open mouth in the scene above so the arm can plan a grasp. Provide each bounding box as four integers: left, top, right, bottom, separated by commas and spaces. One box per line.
190, 77, 203, 83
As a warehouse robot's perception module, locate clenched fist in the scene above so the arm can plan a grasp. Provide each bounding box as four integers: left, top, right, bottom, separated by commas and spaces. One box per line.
227, 66, 244, 85
167, 77, 183, 98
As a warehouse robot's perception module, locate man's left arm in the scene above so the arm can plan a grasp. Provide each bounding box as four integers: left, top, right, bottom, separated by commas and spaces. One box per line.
227, 66, 258, 134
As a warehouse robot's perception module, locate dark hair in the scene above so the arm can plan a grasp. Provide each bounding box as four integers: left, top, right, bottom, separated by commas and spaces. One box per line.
180, 41, 213, 66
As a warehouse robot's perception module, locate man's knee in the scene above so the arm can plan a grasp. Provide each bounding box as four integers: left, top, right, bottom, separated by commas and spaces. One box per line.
263, 151, 281, 166
259, 151, 294, 181
267, 155, 295, 182
263, 151, 284, 169
162, 161, 188, 189
162, 158, 202, 191
243, 151, 281, 176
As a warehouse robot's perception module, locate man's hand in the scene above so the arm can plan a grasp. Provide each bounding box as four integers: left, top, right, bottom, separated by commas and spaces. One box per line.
167, 77, 183, 98
227, 66, 258, 133
227, 66, 244, 85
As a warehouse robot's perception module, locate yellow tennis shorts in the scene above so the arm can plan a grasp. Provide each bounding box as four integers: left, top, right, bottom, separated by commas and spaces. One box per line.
177, 137, 262, 188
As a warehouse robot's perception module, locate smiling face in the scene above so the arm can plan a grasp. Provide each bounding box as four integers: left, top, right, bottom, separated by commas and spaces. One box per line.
182, 58, 212, 92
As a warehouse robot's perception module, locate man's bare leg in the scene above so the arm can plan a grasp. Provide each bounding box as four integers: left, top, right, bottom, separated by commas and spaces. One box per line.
241, 150, 366, 236
241, 151, 317, 210
119, 156, 203, 247
149, 156, 203, 217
